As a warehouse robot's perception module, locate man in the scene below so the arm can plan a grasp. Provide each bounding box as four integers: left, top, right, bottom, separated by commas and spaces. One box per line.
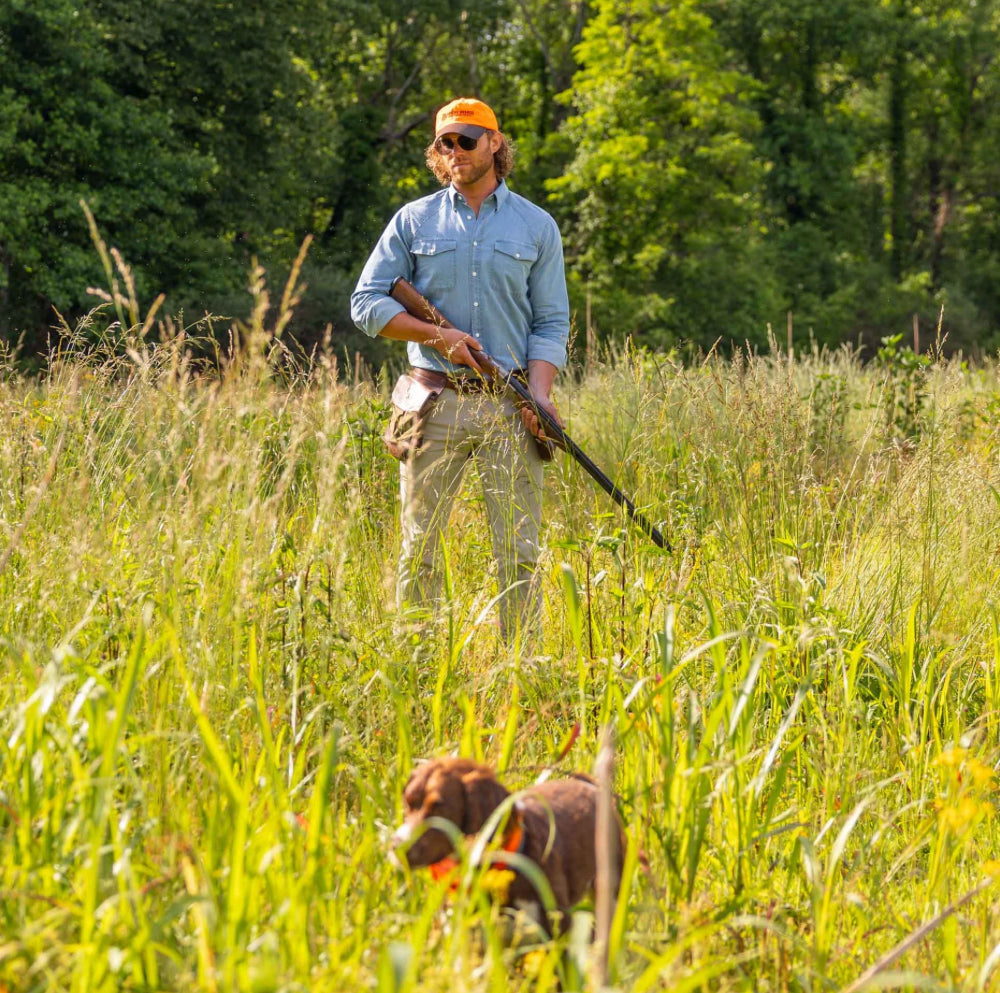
350, 96, 570, 643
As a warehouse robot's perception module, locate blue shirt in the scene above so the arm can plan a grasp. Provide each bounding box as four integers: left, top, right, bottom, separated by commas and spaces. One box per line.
350, 181, 570, 374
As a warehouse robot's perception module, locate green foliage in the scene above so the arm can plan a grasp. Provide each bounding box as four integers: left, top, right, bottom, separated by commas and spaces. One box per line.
875, 332, 932, 442
11, 0, 1000, 357
0, 0, 219, 334
550, 0, 774, 347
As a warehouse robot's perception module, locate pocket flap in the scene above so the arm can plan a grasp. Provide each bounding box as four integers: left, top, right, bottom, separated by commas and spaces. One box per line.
495, 239, 538, 263
411, 238, 457, 257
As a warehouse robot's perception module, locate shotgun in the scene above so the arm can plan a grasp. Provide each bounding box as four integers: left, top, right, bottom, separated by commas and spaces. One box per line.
389, 277, 670, 551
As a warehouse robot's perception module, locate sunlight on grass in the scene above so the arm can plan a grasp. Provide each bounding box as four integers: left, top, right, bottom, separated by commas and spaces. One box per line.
2, 288, 1000, 990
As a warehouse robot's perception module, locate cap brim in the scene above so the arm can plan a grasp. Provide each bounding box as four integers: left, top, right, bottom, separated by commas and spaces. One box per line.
435, 123, 488, 139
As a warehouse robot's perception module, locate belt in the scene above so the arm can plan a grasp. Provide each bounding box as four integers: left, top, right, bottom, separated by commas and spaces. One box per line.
409, 366, 508, 396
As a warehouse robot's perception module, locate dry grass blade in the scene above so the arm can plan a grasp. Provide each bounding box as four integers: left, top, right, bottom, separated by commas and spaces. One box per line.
0, 424, 66, 576
590, 723, 616, 992
839, 877, 995, 993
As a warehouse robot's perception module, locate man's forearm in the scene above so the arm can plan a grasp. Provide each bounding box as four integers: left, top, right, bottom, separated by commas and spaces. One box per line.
379, 311, 487, 374
527, 359, 559, 400
378, 312, 447, 347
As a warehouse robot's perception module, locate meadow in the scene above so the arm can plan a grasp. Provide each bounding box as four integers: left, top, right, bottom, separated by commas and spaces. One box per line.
2, 268, 1000, 992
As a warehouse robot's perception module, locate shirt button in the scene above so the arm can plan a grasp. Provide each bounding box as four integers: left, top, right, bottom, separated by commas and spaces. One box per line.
472, 271, 477, 277
474, 301, 479, 307
473, 240, 479, 246
515, 253, 521, 258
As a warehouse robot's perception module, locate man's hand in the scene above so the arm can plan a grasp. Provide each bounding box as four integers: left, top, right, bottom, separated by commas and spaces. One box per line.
434, 327, 488, 375
520, 393, 562, 441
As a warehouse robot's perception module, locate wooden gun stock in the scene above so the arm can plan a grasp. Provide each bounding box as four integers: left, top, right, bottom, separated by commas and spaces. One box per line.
388, 277, 670, 551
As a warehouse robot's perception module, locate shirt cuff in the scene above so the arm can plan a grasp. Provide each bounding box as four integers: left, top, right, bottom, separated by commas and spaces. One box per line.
358, 296, 406, 338
526, 337, 567, 369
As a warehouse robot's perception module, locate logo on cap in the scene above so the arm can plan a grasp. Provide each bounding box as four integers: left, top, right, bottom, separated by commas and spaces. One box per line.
435, 98, 499, 137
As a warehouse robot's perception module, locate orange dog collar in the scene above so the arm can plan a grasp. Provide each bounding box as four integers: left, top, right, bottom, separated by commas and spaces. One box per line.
428, 821, 525, 888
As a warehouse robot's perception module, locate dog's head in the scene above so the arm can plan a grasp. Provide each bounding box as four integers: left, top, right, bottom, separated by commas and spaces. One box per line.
392, 757, 511, 868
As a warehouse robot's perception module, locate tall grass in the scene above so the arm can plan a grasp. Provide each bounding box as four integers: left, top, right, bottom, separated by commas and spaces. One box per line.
2, 265, 1000, 990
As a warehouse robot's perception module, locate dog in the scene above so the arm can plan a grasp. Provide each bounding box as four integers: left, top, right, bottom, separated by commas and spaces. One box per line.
392, 756, 624, 935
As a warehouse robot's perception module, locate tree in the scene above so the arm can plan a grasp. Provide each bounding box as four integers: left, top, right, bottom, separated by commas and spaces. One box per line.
711, 0, 895, 342
552, 0, 774, 348
0, 0, 216, 342
888, 0, 1000, 344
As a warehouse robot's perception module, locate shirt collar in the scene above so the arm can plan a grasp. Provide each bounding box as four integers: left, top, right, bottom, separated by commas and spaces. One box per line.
447, 179, 509, 211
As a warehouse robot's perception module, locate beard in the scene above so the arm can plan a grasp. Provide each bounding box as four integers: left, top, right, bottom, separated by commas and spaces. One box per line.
450, 155, 495, 186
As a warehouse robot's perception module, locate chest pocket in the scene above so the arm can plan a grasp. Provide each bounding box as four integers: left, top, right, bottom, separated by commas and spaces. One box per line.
492, 239, 538, 293
411, 238, 458, 292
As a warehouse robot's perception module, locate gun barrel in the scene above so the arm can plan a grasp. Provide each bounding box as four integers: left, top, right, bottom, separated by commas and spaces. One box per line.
501, 373, 669, 549
388, 277, 670, 550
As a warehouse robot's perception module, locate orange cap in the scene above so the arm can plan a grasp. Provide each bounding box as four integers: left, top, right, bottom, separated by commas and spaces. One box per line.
434, 98, 499, 138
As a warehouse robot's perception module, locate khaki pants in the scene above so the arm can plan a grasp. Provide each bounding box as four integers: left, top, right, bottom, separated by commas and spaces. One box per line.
397, 388, 544, 642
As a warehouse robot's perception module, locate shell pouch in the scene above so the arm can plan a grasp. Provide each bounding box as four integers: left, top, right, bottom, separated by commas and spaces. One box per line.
383, 373, 444, 461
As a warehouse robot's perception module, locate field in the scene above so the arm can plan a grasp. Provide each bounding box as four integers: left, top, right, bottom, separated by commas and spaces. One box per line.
2, 284, 1000, 992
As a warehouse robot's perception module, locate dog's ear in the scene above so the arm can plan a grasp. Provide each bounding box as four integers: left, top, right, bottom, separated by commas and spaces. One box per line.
401, 762, 431, 808
459, 768, 510, 835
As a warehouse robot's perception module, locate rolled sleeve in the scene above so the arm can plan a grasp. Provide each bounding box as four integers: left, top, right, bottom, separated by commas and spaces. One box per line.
525, 217, 570, 369
350, 210, 412, 337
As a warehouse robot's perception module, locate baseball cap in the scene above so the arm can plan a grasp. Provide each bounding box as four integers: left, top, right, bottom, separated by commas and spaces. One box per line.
434, 98, 499, 139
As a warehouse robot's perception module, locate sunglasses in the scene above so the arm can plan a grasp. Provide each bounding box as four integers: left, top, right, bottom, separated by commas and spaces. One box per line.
435, 133, 485, 153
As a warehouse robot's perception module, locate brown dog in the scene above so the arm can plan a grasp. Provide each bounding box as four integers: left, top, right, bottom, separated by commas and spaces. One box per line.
392, 756, 624, 934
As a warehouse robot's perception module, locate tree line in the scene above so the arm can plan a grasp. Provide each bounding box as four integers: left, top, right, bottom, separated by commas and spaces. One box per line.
3, 0, 1000, 362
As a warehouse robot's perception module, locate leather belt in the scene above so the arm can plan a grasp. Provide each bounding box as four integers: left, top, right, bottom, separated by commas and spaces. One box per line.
409, 366, 508, 396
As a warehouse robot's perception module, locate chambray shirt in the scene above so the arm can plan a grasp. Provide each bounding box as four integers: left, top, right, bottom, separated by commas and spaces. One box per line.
350, 181, 570, 375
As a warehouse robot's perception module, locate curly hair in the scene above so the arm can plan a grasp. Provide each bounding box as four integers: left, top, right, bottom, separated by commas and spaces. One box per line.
424, 131, 515, 187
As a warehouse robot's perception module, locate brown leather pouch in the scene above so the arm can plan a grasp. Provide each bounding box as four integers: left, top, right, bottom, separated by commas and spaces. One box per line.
383, 373, 443, 460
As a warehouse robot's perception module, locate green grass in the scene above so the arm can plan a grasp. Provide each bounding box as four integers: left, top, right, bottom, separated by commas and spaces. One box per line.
2, 283, 1000, 991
